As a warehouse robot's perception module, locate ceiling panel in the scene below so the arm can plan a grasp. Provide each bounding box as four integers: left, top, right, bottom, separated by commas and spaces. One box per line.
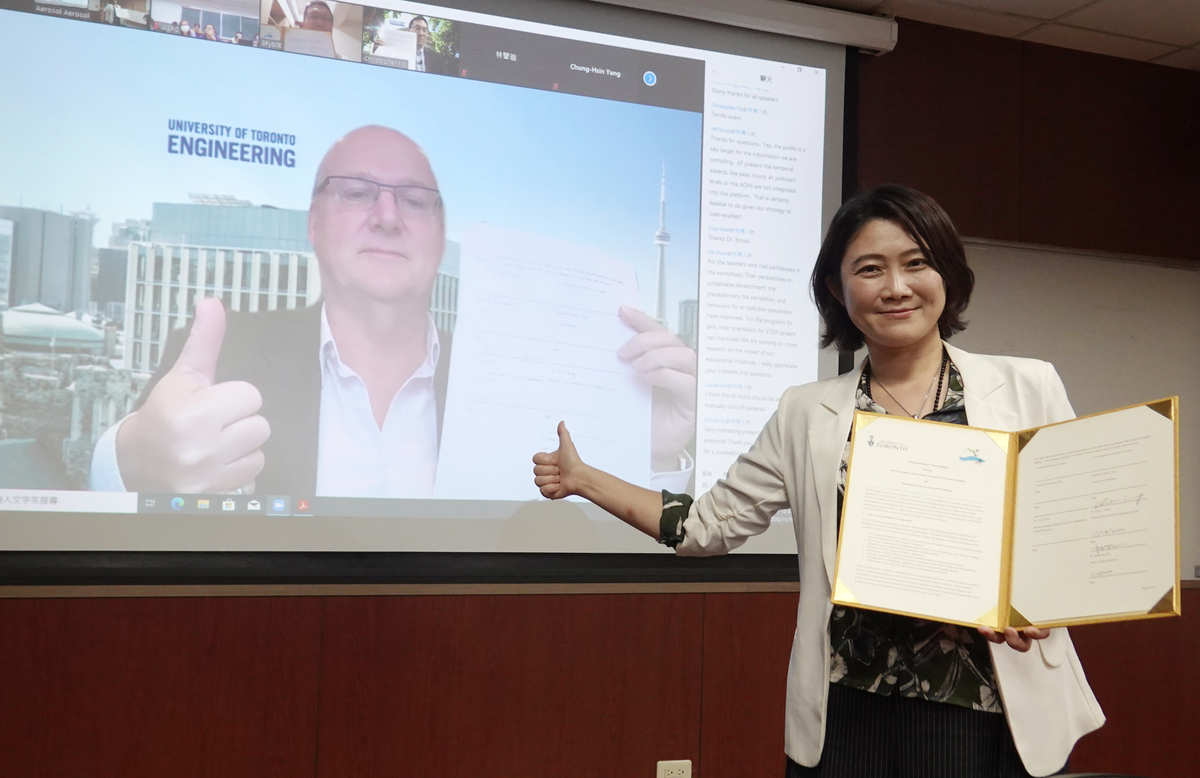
875, 0, 1041, 37
1061, 0, 1200, 48
795, 0, 1200, 71
937, 0, 1095, 21
1021, 23, 1178, 60
805, 0, 885, 13
1151, 45, 1200, 70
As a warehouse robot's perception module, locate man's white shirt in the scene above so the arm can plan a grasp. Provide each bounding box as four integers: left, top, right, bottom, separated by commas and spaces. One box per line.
315, 306, 439, 498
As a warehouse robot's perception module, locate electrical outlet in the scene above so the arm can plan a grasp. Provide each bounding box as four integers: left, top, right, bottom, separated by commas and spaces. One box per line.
656, 759, 692, 778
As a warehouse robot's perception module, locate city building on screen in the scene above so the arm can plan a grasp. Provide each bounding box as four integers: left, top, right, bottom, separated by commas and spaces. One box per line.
151, 195, 311, 251
124, 242, 322, 372
0, 206, 116, 488
0, 205, 96, 313
124, 194, 323, 373
653, 166, 671, 324
0, 218, 12, 311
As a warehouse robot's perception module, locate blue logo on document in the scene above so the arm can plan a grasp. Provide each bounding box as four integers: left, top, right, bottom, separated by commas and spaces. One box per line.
868, 435, 874, 447
643, 71, 657, 86
959, 448, 984, 464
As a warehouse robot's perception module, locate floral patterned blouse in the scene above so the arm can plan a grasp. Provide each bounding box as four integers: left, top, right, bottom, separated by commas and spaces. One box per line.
829, 358, 1003, 714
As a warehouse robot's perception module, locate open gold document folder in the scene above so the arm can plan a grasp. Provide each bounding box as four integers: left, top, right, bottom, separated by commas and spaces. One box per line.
832, 398, 1180, 629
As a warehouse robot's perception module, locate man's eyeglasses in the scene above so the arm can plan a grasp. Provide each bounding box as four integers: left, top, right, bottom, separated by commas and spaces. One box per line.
315, 176, 443, 216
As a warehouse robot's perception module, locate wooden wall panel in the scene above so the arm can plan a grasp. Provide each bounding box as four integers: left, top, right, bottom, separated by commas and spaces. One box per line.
0, 588, 1194, 778
698, 592, 798, 778
857, 20, 1023, 241
0, 597, 322, 778
1068, 588, 1200, 778
315, 594, 704, 778
1019, 44, 1200, 262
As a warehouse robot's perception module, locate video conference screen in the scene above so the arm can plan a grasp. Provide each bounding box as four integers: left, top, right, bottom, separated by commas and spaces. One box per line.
0, 0, 844, 553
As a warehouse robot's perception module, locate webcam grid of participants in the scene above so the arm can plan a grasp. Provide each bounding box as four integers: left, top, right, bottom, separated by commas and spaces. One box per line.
4, 0, 702, 111
13, 0, 472, 71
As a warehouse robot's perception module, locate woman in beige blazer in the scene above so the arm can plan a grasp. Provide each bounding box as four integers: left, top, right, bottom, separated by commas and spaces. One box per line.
534, 185, 1104, 777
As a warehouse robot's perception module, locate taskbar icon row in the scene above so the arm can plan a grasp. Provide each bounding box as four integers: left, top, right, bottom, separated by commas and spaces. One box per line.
139, 494, 313, 515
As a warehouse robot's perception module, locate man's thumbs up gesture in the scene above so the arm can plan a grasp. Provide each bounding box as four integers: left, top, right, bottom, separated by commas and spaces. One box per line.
116, 297, 271, 493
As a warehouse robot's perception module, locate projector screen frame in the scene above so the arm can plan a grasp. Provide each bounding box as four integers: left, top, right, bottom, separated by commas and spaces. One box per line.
0, 549, 802, 587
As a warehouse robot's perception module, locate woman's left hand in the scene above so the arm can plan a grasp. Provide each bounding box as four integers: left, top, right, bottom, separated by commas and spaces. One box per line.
978, 626, 1050, 652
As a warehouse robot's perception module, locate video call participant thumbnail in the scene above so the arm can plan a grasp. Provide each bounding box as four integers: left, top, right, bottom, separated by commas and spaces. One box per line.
265, 0, 362, 60
408, 15, 454, 76
363, 10, 459, 77
91, 125, 695, 499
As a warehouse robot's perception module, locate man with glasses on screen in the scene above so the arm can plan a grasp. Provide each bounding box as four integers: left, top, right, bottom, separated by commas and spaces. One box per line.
91, 125, 695, 499
300, 1, 335, 32
408, 15, 453, 76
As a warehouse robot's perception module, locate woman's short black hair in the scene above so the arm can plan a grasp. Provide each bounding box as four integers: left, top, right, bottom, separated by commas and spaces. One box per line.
810, 184, 974, 352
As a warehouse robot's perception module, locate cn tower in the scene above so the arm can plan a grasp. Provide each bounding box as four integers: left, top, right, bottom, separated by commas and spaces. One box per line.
653, 165, 670, 323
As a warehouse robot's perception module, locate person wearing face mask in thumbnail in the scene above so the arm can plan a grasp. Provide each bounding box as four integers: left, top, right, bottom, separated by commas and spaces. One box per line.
533, 185, 1104, 778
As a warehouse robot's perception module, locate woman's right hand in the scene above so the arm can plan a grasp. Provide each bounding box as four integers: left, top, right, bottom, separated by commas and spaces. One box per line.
533, 421, 585, 500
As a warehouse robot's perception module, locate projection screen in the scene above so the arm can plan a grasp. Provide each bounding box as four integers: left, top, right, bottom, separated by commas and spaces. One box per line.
0, 0, 854, 560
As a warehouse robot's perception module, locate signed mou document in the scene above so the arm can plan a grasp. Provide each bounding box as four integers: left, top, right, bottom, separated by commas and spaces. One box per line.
833, 399, 1179, 629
